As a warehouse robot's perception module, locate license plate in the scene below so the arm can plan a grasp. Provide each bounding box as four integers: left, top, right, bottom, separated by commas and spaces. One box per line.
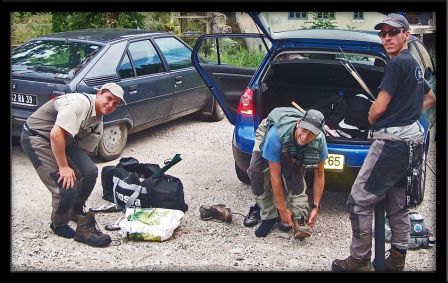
324, 154, 345, 171
12, 92, 37, 106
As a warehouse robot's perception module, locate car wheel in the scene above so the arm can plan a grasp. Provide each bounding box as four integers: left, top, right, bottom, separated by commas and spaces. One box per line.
97, 123, 128, 162
205, 99, 224, 122
235, 162, 250, 184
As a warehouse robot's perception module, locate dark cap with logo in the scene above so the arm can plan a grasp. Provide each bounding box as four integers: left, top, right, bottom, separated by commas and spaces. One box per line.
374, 13, 409, 30
297, 109, 325, 135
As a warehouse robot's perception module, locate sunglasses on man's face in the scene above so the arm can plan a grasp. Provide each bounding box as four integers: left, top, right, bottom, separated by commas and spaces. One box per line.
378, 28, 404, 38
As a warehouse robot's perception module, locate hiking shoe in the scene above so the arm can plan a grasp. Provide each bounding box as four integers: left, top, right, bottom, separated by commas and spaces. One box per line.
332, 252, 374, 272
70, 202, 87, 222
384, 248, 406, 271
50, 223, 75, 239
243, 203, 260, 227
199, 204, 232, 223
277, 220, 292, 232
199, 205, 215, 220
292, 217, 311, 239
74, 211, 111, 247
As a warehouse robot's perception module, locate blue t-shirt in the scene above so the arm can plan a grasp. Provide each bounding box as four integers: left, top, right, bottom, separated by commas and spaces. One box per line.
375, 49, 431, 129
262, 126, 328, 163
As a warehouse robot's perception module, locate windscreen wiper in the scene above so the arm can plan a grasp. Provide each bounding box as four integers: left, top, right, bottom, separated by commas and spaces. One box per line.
29, 65, 60, 73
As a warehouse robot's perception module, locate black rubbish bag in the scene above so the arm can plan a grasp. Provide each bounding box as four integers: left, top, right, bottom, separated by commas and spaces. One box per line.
100, 155, 188, 212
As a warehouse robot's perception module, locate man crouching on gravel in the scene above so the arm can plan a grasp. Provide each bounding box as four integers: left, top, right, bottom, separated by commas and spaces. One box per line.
246, 108, 328, 238
20, 82, 125, 247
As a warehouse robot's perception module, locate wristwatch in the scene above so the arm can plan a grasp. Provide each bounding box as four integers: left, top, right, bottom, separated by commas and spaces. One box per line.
310, 203, 320, 210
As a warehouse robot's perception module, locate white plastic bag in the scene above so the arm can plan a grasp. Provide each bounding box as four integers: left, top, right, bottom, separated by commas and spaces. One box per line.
119, 207, 184, 242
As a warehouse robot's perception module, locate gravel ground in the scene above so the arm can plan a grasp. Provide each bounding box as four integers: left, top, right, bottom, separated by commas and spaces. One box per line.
11, 116, 437, 272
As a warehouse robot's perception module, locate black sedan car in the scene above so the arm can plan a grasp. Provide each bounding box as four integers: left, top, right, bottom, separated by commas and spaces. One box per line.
11, 28, 223, 161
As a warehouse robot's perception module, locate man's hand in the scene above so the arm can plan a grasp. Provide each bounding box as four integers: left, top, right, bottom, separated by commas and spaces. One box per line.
58, 166, 76, 189
278, 206, 293, 227
307, 208, 319, 228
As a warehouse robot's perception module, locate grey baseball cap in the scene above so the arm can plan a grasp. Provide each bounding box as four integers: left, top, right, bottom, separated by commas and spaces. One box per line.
297, 109, 325, 135
98, 82, 126, 104
374, 13, 409, 30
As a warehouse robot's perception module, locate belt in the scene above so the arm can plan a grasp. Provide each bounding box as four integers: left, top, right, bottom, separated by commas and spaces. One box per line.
22, 123, 49, 140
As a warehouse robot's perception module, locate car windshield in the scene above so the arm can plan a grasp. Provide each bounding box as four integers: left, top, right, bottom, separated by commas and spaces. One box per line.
11, 40, 101, 78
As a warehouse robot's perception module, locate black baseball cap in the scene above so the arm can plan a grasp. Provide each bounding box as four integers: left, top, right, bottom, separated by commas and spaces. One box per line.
374, 13, 409, 31
297, 109, 325, 135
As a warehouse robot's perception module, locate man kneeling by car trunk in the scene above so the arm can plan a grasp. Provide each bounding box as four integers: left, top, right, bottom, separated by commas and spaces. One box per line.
246, 107, 328, 238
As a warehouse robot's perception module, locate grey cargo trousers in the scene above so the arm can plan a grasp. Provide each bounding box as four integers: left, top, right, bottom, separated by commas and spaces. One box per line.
20, 131, 98, 227
347, 139, 410, 260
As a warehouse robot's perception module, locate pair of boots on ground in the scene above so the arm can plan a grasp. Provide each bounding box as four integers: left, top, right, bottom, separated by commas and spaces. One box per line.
331, 245, 407, 272
199, 204, 232, 223
50, 203, 111, 247
244, 203, 311, 238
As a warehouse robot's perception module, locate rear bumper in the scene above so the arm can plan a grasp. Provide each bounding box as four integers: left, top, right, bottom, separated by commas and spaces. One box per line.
232, 142, 252, 173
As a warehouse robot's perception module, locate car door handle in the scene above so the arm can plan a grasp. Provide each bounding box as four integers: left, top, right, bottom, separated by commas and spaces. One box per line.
128, 85, 138, 94
175, 76, 183, 85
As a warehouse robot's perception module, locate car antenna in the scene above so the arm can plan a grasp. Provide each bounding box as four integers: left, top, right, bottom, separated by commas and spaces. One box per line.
338, 47, 376, 101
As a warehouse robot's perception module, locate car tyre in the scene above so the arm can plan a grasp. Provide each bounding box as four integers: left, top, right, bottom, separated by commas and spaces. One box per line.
97, 123, 128, 162
235, 162, 250, 184
210, 99, 225, 121
203, 99, 224, 122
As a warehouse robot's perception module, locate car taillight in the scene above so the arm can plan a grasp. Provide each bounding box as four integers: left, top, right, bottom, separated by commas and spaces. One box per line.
49, 94, 59, 100
237, 88, 255, 115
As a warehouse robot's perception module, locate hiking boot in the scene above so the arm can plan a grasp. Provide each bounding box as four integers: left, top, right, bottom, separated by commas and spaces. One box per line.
243, 204, 260, 227
384, 248, 406, 271
292, 216, 311, 239
199, 204, 232, 223
70, 201, 87, 222
332, 252, 374, 272
74, 211, 111, 247
277, 220, 292, 232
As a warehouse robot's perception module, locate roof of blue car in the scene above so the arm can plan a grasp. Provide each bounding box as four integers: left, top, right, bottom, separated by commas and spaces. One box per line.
36, 28, 169, 43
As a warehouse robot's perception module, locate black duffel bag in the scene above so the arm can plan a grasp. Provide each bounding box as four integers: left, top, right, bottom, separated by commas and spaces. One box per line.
101, 155, 188, 212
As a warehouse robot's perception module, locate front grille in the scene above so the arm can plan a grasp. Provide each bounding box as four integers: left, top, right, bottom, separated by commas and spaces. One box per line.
84, 75, 119, 87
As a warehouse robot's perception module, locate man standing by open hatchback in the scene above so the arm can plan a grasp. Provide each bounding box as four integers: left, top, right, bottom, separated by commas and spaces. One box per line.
332, 13, 436, 272
20, 82, 126, 247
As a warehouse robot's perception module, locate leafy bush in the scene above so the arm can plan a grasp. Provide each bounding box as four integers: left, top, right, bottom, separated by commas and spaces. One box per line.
208, 47, 265, 68
12, 12, 52, 46
51, 12, 145, 32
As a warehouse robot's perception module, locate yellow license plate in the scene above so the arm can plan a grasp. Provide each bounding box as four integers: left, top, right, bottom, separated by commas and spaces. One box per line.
324, 154, 345, 171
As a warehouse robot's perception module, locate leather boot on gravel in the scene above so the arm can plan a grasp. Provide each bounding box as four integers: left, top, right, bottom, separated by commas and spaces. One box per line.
384, 248, 406, 271
199, 204, 232, 223
243, 204, 260, 227
70, 200, 87, 222
74, 211, 111, 247
292, 216, 311, 239
332, 252, 374, 272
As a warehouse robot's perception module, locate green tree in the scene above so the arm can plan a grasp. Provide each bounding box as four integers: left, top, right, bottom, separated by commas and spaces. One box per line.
303, 12, 338, 29
51, 12, 145, 32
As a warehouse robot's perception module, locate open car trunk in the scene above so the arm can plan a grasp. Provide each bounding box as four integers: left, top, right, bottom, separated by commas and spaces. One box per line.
259, 54, 385, 144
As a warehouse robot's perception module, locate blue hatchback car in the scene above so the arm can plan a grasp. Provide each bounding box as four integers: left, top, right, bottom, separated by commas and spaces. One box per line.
192, 12, 436, 186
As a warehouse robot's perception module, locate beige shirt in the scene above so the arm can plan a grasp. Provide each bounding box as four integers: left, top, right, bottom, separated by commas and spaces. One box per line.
26, 93, 103, 153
